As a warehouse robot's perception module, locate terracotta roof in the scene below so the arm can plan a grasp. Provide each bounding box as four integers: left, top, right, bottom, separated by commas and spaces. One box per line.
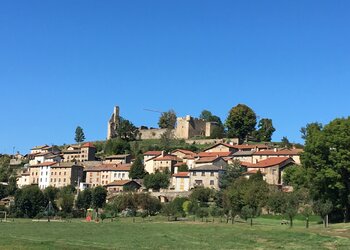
233, 144, 270, 150
85, 163, 131, 172
31, 145, 49, 150
174, 162, 185, 167
51, 162, 82, 168
253, 149, 302, 155
143, 151, 163, 156
153, 155, 181, 161
30, 162, 57, 167
105, 180, 141, 187
196, 151, 233, 157
195, 156, 222, 163
243, 157, 293, 168
82, 142, 96, 148
171, 149, 195, 155
204, 142, 236, 151
173, 172, 190, 177
190, 165, 223, 171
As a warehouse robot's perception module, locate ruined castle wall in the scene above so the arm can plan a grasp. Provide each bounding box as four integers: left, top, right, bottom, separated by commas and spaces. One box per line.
139, 128, 171, 140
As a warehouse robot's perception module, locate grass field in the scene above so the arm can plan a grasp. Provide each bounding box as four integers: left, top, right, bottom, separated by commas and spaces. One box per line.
1, 216, 350, 249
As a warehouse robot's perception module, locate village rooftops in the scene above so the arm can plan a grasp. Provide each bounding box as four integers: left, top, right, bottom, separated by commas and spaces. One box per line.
82, 142, 96, 148
172, 172, 190, 177
31, 145, 49, 150
171, 149, 195, 155
253, 148, 303, 155
196, 151, 233, 157
195, 156, 222, 164
105, 179, 141, 187
241, 157, 293, 168
153, 155, 182, 161
232, 151, 255, 156
30, 162, 57, 167
190, 165, 224, 171
143, 151, 163, 156
105, 154, 130, 159
84, 163, 131, 172
51, 162, 83, 168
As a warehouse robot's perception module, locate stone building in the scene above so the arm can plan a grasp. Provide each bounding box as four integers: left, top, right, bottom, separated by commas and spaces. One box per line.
107, 106, 219, 140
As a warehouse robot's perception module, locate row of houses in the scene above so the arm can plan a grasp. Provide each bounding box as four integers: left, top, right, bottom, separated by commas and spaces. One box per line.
16, 141, 302, 196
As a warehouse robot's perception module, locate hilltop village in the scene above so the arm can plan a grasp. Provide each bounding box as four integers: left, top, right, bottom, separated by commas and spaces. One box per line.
13, 105, 301, 200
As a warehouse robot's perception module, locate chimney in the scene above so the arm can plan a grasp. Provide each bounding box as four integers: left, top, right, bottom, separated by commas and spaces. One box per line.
274, 148, 278, 152
161, 151, 165, 157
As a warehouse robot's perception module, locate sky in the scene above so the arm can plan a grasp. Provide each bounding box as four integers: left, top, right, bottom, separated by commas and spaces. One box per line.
0, 1, 349, 154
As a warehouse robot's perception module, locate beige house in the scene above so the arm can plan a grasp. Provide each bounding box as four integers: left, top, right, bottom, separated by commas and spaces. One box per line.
241, 157, 295, 185
194, 156, 227, 168
171, 149, 195, 160
103, 154, 131, 164
84, 163, 131, 187
232, 150, 254, 164
172, 172, 190, 191
105, 180, 141, 193
49, 162, 84, 188
153, 155, 181, 174
189, 165, 224, 190
204, 142, 238, 153
62, 142, 96, 162
252, 148, 302, 164
16, 169, 30, 188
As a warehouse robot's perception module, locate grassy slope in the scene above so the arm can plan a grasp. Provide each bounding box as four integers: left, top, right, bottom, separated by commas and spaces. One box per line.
0, 217, 350, 249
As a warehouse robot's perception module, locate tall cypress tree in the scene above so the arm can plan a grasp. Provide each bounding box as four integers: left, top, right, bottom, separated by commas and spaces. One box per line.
75, 126, 85, 143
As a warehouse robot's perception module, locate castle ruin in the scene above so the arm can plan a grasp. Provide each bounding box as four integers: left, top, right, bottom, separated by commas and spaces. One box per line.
107, 106, 218, 140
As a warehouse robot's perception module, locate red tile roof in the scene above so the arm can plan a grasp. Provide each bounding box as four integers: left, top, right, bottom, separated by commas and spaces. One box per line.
143, 151, 163, 156
31, 162, 57, 167
171, 149, 195, 155
243, 157, 293, 168
153, 155, 181, 161
85, 163, 131, 172
105, 180, 141, 187
204, 142, 237, 151
233, 144, 270, 150
196, 151, 233, 157
173, 172, 190, 177
82, 142, 96, 148
253, 149, 303, 156
195, 156, 221, 163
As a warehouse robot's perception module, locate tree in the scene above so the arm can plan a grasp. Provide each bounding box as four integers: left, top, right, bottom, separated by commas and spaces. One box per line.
136, 193, 162, 216
44, 186, 59, 210
92, 186, 107, 210
14, 185, 46, 218
116, 117, 139, 141
143, 171, 170, 191
282, 165, 309, 190
267, 188, 285, 215
281, 192, 300, 227
255, 118, 275, 142
57, 191, 74, 214
189, 187, 214, 205
225, 104, 257, 142
177, 164, 189, 172
200, 110, 225, 139
219, 160, 245, 189
129, 156, 146, 179
75, 126, 85, 143
301, 119, 350, 222
158, 110, 177, 129
76, 188, 92, 211
104, 138, 130, 155
313, 200, 333, 228
160, 128, 174, 152
280, 136, 292, 149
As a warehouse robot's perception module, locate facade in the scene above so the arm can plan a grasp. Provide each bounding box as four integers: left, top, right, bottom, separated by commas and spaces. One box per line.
84, 163, 131, 187
62, 142, 96, 162
189, 165, 224, 190
252, 148, 302, 164
153, 155, 181, 174
50, 163, 84, 188
172, 172, 190, 191
16, 169, 30, 188
242, 157, 295, 185
103, 154, 131, 164
194, 156, 227, 168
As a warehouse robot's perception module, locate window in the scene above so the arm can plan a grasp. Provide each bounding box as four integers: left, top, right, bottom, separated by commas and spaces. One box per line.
210, 180, 214, 185
210, 172, 214, 176
193, 172, 196, 176
59, 172, 61, 175
63, 178, 66, 182
118, 173, 121, 178
102, 181, 104, 184
122, 173, 125, 178
90, 173, 92, 177
64, 172, 66, 175
114, 173, 117, 177
195, 180, 203, 185
201, 172, 205, 176
89, 178, 92, 183
58, 178, 61, 182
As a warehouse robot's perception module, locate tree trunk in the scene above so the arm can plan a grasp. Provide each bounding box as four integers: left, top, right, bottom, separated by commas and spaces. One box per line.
290, 217, 293, 228
306, 216, 309, 229
323, 216, 326, 228
250, 217, 253, 227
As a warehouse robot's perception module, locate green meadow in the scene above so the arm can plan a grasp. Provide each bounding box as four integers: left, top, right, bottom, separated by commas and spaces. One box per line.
1, 216, 350, 249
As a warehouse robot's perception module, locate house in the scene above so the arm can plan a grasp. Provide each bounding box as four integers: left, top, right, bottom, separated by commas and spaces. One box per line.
204, 142, 238, 153
143, 151, 163, 174
171, 149, 195, 160
252, 148, 302, 164
49, 162, 84, 188
241, 157, 295, 185
194, 156, 227, 168
103, 154, 131, 164
16, 168, 30, 188
105, 180, 141, 193
172, 172, 190, 191
61, 142, 96, 162
153, 155, 182, 174
189, 165, 225, 190
232, 150, 255, 164
84, 163, 132, 187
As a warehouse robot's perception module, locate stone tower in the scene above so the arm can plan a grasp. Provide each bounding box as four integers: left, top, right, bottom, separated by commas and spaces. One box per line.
107, 106, 120, 139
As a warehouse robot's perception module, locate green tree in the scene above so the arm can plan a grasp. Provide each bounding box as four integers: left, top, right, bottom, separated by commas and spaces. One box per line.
280, 136, 292, 149
58, 191, 74, 214
116, 117, 139, 141
92, 186, 107, 210
160, 128, 174, 152
75, 126, 85, 143
14, 185, 46, 218
44, 186, 59, 210
225, 104, 257, 142
136, 192, 162, 216
281, 192, 300, 227
76, 188, 92, 211
129, 156, 146, 179
177, 164, 189, 172
255, 118, 275, 142
158, 110, 177, 129
200, 110, 225, 139
219, 160, 245, 189
104, 138, 130, 155
301, 119, 350, 222
189, 187, 214, 205
267, 188, 285, 215
282, 165, 309, 189
143, 171, 170, 191
313, 200, 333, 228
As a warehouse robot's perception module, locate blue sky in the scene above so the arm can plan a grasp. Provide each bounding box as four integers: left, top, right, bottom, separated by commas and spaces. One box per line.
0, 1, 349, 154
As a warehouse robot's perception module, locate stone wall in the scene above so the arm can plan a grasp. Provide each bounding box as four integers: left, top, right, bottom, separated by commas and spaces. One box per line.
139, 128, 171, 139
